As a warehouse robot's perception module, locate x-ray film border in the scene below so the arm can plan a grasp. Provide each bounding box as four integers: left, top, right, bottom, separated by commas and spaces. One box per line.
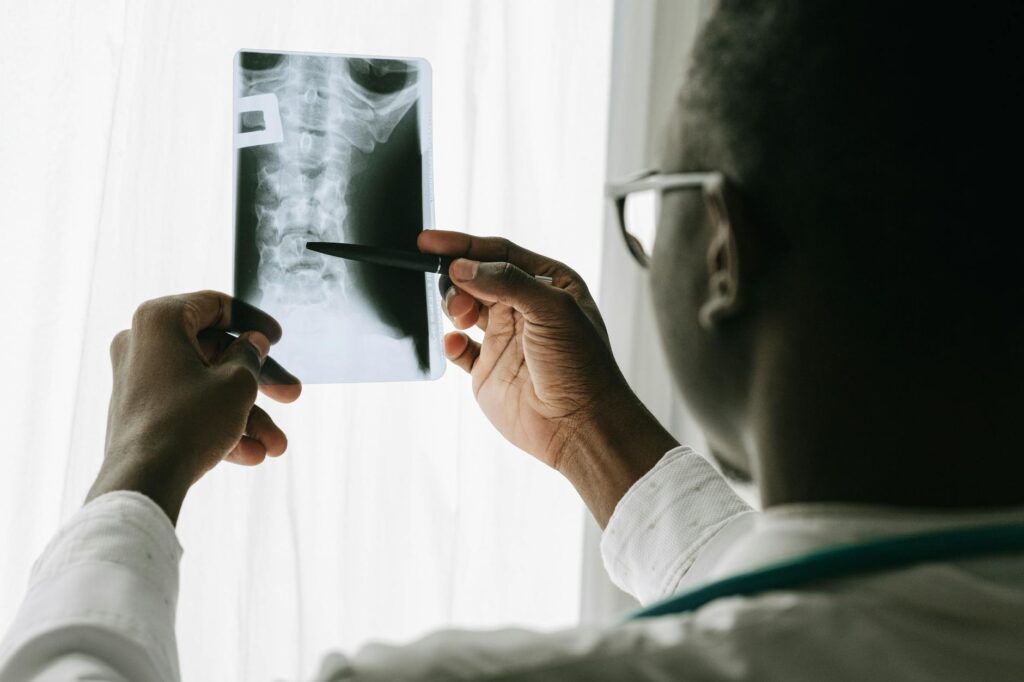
231, 50, 444, 380
418, 61, 446, 380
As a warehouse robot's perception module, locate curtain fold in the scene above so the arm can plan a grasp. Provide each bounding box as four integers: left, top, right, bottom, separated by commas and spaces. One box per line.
581, 0, 723, 624
0, 2, 613, 680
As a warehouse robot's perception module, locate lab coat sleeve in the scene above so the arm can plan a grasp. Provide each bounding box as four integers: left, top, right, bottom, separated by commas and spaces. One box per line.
599, 446, 755, 605
312, 605, 772, 682
0, 491, 182, 682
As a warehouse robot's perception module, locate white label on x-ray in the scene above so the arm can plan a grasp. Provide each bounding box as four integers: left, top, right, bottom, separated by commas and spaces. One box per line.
235, 93, 284, 148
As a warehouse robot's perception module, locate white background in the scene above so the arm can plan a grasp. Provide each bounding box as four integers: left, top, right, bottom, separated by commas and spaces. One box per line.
0, 1, 613, 680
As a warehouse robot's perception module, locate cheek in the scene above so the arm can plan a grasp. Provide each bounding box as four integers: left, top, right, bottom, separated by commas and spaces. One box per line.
651, 269, 735, 455
650, 195, 706, 343
650, 229, 704, 385
650, 222, 733, 446
652, 278, 698, 377
650, 201, 704, 343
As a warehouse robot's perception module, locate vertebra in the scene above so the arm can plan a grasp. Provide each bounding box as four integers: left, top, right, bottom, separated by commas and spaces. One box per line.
238, 54, 420, 308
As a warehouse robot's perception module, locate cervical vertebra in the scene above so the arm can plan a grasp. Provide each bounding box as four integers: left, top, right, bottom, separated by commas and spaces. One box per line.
239, 55, 419, 307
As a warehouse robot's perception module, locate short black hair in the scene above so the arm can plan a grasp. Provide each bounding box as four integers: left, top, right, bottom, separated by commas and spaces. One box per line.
678, 2, 1022, 328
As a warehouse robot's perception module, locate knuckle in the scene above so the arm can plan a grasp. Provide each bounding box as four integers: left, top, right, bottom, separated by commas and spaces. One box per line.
555, 266, 596, 302
549, 262, 582, 287
492, 236, 514, 257
497, 261, 520, 281
190, 290, 225, 317
551, 286, 578, 310
109, 329, 130, 360
130, 301, 155, 328
562, 264, 584, 284
179, 297, 204, 331
131, 298, 178, 329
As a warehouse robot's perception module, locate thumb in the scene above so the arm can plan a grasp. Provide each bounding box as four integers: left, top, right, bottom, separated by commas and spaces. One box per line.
449, 258, 567, 320
216, 331, 270, 385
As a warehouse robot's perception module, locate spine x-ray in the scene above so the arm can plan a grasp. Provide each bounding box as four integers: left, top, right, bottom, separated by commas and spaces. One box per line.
234, 50, 442, 383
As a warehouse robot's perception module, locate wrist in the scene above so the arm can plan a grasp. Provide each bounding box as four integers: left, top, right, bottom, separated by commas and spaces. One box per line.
86, 458, 190, 525
557, 387, 679, 528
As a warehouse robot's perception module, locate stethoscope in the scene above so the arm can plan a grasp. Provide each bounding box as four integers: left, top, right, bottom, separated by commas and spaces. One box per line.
628, 523, 1024, 620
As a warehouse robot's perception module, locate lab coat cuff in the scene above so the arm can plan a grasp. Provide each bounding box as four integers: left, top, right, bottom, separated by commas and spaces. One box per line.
32, 490, 183, 587
600, 446, 752, 605
0, 491, 182, 680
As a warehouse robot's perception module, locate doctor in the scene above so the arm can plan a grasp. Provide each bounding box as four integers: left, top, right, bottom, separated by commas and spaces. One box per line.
2, 1, 1023, 680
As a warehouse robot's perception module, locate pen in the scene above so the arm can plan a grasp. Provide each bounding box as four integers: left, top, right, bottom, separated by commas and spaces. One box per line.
305, 242, 554, 284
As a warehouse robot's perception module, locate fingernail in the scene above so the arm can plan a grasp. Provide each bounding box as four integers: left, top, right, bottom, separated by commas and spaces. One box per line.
451, 258, 479, 281
443, 286, 457, 316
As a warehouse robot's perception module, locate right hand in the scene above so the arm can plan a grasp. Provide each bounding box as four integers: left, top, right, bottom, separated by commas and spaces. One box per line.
89, 291, 302, 523
417, 231, 660, 476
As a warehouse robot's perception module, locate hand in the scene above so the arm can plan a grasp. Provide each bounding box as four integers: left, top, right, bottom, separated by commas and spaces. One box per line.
86, 291, 302, 524
418, 232, 678, 525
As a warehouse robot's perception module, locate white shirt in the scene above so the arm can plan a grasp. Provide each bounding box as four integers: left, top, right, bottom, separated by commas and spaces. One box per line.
2, 446, 1023, 681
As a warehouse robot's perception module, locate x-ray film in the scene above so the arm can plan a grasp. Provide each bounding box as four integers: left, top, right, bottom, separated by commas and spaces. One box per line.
233, 50, 443, 383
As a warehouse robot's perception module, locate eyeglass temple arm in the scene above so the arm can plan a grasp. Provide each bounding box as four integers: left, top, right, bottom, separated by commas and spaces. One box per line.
605, 171, 722, 199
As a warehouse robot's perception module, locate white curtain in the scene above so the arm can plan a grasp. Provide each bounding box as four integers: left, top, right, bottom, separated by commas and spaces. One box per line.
581, 0, 759, 623
0, 2, 613, 680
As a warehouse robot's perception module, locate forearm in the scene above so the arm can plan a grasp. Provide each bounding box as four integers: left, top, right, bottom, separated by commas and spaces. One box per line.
558, 388, 680, 528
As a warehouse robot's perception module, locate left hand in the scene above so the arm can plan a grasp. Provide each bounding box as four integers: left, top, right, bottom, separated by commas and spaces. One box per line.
86, 290, 302, 523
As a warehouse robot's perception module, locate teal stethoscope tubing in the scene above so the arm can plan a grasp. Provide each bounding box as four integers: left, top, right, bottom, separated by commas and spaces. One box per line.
628, 523, 1024, 620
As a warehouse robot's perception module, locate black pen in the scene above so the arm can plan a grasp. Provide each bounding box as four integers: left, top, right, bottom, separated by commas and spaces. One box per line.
306, 242, 554, 284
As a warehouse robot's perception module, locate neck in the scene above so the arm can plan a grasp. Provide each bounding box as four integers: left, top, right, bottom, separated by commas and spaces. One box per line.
749, 319, 1024, 510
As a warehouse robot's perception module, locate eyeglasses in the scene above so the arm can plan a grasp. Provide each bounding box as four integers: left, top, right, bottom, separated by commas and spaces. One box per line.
605, 170, 723, 268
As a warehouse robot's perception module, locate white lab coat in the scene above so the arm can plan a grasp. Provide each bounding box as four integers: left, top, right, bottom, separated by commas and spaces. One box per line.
2, 446, 1023, 681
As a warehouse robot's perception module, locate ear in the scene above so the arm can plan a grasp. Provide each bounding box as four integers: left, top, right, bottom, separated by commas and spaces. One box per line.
698, 176, 744, 330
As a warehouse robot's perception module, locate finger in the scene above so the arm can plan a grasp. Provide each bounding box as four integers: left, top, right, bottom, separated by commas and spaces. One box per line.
438, 278, 482, 329
243, 403, 288, 457
176, 290, 283, 343
215, 331, 269, 398
196, 328, 302, 401
225, 436, 267, 466
258, 356, 303, 402
448, 258, 573, 321
196, 328, 235, 364
444, 331, 481, 373
475, 304, 490, 332
446, 289, 477, 319
418, 231, 567, 280
438, 274, 454, 302
438, 277, 478, 321
441, 282, 457, 319
452, 302, 481, 330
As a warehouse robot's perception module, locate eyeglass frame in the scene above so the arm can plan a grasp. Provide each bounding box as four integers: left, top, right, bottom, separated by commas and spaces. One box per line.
605, 170, 724, 268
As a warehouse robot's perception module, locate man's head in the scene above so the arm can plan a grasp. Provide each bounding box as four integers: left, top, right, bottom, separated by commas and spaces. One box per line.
650, 2, 1023, 503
